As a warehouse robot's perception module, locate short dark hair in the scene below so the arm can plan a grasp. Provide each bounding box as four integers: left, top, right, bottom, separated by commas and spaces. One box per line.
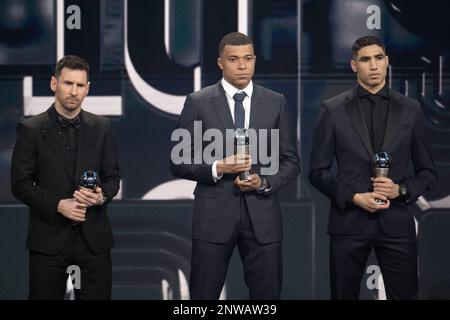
54, 55, 89, 80
351, 36, 386, 58
218, 32, 253, 56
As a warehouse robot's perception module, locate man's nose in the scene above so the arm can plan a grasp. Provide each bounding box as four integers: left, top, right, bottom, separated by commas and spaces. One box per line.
237, 58, 247, 69
369, 60, 378, 70
70, 84, 78, 95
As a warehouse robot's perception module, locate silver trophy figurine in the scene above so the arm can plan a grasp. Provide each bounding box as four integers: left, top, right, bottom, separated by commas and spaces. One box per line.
234, 128, 251, 181
372, 152, 392, 204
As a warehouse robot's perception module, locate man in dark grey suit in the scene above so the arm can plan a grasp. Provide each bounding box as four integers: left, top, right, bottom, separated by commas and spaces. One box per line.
309, 36, 437, 299
170, 32, 300, 299
11, 55, 120, 299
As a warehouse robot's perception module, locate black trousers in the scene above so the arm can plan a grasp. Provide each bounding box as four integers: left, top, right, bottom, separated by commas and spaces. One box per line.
330, 215, 417, 300
29, 224, 112, 300
189, 196, 282, 300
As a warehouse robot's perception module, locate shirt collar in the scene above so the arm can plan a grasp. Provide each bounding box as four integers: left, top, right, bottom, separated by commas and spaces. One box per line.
51, 105, 81, 129
357, 83, 389, 99
221, 78, 253, 100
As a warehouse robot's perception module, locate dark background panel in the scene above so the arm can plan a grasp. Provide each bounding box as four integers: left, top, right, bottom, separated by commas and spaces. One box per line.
0, 202, 313, 300
0, 0, 449, 300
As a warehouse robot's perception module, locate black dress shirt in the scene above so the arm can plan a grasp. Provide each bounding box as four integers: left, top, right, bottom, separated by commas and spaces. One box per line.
357, 84, 389, 153
51, 106, 80, 176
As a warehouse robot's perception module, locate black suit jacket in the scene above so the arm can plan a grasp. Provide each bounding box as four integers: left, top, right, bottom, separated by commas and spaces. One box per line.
11, 106, 120, 255
309, 86, 437, 237
170, 81, 300, 244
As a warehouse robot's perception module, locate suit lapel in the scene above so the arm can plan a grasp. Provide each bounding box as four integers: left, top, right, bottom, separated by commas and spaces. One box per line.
211, 82, 234, 129
74, 110, 98, 185
40, 107, 74, 181
345, 87, 374, 156
380, 90, 403, 151
249, 85, 264, 130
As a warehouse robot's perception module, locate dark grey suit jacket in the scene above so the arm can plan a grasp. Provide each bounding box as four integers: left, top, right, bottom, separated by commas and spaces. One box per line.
11, 106, 120, 255
170, 81, 300, 244
309, 86, 437, 237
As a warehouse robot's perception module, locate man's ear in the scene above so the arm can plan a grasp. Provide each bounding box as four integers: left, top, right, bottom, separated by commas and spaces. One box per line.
350, 59, 357, 73
385, 55, 389, 67
217, 57, 223, 70
50, 76, 57, 92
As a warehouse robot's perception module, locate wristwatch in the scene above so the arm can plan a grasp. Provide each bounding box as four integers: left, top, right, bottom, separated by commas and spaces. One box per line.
256, 176, 271, 194
397, 183, 410, 202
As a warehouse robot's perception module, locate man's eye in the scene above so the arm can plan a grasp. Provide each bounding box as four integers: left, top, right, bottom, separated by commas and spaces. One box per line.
229, 58, 237, 63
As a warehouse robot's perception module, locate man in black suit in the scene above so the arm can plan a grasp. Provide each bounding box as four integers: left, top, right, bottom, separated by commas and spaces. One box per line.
309, 36, 437, 299
11, 55, 120, 299
170, 32, 300, 299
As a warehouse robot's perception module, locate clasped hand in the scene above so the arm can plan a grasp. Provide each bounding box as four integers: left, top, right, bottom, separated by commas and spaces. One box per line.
58, 187, 104, 222
216, 154, 262, 192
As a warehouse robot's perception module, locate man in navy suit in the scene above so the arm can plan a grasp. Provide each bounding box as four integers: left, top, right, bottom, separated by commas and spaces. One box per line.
309, 36, 437, 299
170, 32, 300, 299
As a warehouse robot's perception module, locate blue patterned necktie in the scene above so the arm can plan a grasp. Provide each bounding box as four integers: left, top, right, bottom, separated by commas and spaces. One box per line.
233, 92, 246, 129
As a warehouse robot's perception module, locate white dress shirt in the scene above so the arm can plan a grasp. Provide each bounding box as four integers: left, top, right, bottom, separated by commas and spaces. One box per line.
212, 78, 254, 181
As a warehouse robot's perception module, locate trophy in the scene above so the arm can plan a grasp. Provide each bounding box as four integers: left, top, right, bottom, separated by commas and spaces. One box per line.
234, 128, 251, 181
79, 170, 100, 189
371, 152, 392, 204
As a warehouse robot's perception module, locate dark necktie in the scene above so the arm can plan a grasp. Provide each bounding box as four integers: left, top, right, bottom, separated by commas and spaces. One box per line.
233, 92, 246, 129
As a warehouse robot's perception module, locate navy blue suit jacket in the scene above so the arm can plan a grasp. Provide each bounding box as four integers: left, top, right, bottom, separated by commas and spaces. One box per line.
170, 81, 300, 244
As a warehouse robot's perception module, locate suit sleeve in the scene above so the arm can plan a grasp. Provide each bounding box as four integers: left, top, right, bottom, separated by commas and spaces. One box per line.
100, 120, 121, 206
308, 103, 357, 212
10, 122, 61, 221
263, 94, 301, 193
403, 105, 437, 202
169, 95, 215, 184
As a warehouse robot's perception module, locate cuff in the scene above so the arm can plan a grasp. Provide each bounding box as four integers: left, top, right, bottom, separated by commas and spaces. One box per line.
98, 191, 108, 206
212, 160, 223, 183
337, 184, 357, 212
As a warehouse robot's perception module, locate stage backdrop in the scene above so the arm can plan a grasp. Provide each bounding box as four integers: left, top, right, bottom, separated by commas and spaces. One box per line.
0, 0, 449, 299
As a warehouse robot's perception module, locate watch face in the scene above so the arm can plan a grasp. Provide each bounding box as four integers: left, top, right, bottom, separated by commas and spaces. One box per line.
261, 178, 268, 189
399, 186, 406, 196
